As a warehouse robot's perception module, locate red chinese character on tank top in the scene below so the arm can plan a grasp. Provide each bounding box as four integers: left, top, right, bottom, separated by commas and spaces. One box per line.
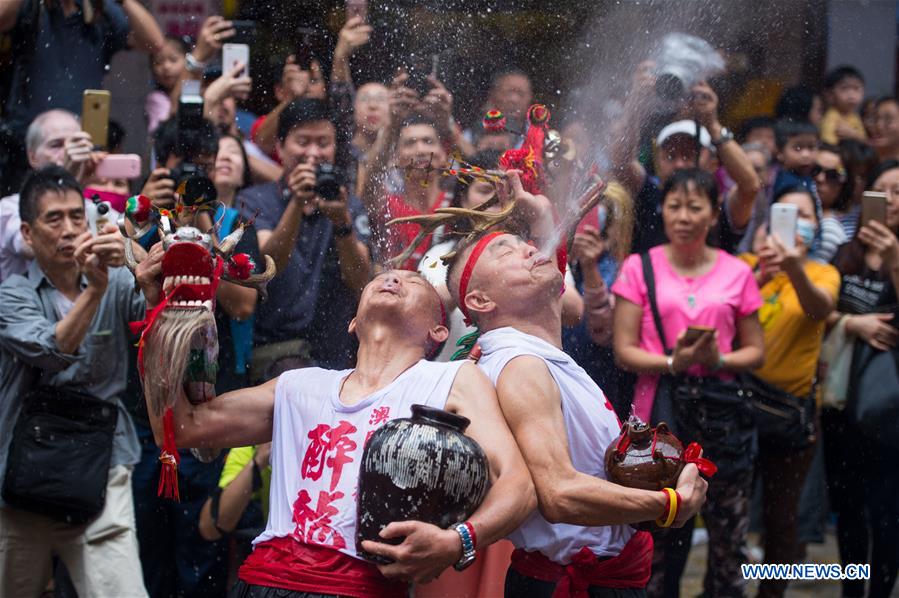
301, 420, 358, 491
292, 489, 346, 549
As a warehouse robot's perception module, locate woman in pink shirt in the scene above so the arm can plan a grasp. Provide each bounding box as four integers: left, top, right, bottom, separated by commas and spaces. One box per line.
612, 168, 765, 598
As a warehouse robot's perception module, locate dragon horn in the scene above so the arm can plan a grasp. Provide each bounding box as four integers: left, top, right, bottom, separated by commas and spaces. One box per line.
216, 225, 245, 257
221, 255, 277, 301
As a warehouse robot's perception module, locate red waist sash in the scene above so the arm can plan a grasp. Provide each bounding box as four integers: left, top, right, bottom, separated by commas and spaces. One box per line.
239, 536, 407, 598
509, 531, 653, 597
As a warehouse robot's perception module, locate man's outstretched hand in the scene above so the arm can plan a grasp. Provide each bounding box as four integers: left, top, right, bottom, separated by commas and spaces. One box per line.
360, 520, 462, 584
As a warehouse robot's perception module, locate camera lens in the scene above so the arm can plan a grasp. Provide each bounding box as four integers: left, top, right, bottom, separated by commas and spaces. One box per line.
314, 163, 343, 202
655, 74, 684, 101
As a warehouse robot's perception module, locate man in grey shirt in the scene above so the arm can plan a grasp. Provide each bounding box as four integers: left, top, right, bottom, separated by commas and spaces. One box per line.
0, 166, 147, 597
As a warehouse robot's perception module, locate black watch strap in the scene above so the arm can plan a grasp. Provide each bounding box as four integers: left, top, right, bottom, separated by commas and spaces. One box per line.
333, 222, 353, 238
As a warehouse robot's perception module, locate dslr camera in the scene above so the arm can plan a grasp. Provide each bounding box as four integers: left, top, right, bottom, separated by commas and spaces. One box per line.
652, 33, 724, 102
171, 81, 217, 206
314, 163, 344, 202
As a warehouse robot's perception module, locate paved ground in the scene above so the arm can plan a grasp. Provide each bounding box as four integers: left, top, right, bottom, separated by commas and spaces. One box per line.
681, 530, 899, 597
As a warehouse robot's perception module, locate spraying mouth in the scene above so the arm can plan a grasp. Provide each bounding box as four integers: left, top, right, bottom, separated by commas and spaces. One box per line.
529, 254, 553, 270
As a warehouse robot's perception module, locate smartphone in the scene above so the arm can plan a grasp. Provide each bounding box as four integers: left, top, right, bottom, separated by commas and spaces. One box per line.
95, 154, 141, 180
769, 202, 799, 249
295, 27, 316, 70
862, 191, 888, 227
179, 79, 204, 131
230, 20, 257, 45
85, 198, 111, 235
222, 43, 249, 77
683, 325, 715, 345
82, 89, 111, 149
346, 0, 368, 22
405, 54, 432, 97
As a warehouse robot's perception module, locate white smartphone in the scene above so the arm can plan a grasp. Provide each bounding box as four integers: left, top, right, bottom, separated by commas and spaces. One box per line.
95, 154, 141, 180
222, 43, 249, 78
769, 203, 799, 249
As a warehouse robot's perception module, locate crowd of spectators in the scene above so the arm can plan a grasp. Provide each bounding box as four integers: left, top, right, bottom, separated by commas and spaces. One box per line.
0, 3, 898, 597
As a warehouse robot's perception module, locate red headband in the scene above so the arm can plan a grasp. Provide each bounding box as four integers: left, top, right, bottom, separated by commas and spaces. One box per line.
458, 231, 505, 325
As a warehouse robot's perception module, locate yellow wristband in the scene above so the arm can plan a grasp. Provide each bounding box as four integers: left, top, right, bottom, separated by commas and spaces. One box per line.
655, 487, 678, 528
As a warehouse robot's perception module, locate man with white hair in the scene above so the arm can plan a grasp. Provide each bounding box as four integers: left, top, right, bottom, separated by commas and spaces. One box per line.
0, 109, 98, 282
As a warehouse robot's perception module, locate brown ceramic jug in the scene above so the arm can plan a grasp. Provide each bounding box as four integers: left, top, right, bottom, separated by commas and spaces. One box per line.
605, 416, 685, 492
356, 404, 489, 564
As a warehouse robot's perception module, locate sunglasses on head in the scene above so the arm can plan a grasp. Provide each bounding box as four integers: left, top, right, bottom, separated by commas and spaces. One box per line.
811, 164, 847, 183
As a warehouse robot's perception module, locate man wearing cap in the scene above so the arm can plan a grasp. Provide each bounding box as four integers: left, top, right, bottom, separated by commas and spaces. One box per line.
611, 65, 760, 254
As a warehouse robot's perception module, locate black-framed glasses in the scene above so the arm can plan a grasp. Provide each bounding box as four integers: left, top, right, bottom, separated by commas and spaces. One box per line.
811, 164, 847, 183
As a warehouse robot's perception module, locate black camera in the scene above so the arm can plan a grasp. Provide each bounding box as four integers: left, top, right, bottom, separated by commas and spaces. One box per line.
314, 163, 344, 202
170, 161, 217, 206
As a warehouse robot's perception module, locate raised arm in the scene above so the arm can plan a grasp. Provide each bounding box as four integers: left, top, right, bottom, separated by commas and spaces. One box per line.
147, 377, 277, 450
690, 82, 760, 230
134, 242, 275, 449
122, 0, 165, 54
361, 73, 417, 213
361, 362, 535, 583
765, 235, 837, 320
331, 16, 371, 85
498, 355, 706, 527
609, 61, 654, 196
0, 0, 23, 33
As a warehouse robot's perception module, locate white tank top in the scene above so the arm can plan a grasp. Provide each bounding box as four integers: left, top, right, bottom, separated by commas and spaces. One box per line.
476, 327, 634, 565
254, 359, 467, 559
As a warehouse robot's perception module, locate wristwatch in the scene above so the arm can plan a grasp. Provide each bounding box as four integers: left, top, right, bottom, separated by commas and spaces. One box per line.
452, 522, 477, 571
185, 52, 207, 74
711, 127, 734, 149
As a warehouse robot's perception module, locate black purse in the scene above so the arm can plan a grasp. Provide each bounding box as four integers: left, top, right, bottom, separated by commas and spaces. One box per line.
741, 373, 816, 451
2, 386, 118, 524
642, 253, 756, 478
847, 339, 899, 449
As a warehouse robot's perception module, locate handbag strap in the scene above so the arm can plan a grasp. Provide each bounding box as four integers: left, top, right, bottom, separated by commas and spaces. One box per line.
641, 252, 672, 354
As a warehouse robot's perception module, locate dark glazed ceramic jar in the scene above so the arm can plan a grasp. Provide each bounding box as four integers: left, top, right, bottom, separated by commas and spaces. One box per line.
356, 404, 489, 563
605, 417, 685, 492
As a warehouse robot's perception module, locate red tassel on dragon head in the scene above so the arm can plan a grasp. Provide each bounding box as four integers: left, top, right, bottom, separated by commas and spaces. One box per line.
121, 192, 276, 499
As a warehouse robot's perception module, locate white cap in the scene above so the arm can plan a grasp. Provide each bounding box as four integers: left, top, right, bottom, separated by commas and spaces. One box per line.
656, 120, 712, 149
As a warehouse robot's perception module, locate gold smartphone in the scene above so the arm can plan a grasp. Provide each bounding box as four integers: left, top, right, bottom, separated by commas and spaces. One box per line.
82, 89, 111, 149
861, 191, 888, 227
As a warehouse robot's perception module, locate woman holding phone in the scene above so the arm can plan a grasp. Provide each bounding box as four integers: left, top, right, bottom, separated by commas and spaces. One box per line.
825, 160, 899, 597
613, 168, 765, 598
739, 185, 841, 598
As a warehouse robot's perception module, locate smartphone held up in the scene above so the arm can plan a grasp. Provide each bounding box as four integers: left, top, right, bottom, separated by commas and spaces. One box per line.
769, 203, 799, 250
862, 191, 887, 228
82, 89, 111, 149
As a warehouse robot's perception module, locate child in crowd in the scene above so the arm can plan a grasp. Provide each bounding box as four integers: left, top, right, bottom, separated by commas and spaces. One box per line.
146, 35, 189, 136
738, 115, 777, 160
773, 119, 820, 198
820, 65, 866, 144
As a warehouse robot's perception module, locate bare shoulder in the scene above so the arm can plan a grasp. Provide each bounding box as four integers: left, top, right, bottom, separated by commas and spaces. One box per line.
497, 354, 554, 389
